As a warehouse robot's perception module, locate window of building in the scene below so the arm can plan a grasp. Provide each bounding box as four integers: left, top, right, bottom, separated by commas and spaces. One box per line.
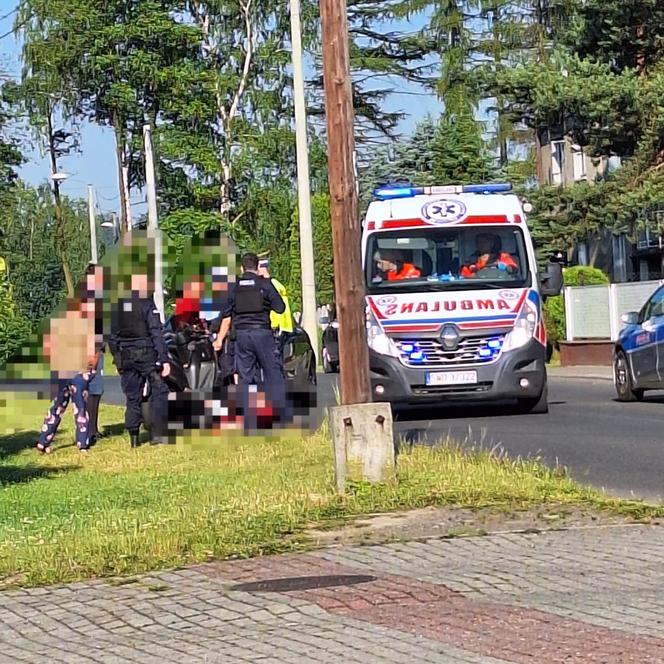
572, 145, 587, 181
550, 141, 565, 185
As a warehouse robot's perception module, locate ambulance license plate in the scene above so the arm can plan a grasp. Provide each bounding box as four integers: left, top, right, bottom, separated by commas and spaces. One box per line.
426, 371, 478, 386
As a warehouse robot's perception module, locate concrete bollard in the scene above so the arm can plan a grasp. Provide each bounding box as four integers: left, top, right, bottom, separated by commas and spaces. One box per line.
329, 402, 395, 494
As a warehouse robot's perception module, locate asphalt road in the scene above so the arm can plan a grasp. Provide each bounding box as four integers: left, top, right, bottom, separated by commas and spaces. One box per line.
390, 377, 664, 504
3, 374, 663, 503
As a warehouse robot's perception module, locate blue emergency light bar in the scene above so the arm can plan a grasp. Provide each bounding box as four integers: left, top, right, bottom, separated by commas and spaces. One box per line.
373, 182, 512, 201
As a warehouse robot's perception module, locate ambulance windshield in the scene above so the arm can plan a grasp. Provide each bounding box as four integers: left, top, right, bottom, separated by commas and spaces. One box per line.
367, 226, 530, 292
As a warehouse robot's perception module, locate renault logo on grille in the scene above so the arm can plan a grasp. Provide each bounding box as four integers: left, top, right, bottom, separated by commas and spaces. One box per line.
440, 324, 460, 350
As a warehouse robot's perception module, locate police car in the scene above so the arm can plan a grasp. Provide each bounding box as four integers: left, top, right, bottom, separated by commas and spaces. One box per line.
362, 182, 562, 413
614, 285, 664, 401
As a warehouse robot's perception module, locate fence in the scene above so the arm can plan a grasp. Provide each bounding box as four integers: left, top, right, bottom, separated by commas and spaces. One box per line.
564, 280, 664, 341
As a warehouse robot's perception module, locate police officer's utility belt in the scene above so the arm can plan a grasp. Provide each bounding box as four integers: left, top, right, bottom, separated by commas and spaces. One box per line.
235, 324, 269, 330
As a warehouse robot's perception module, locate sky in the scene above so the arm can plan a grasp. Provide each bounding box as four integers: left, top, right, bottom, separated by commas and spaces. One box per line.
0, 1, 441, 218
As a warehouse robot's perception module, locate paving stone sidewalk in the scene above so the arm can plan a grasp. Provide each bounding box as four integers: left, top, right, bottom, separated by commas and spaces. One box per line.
1, 524, 663, 663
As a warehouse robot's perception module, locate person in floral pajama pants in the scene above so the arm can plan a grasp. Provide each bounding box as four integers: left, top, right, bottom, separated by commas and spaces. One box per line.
37, 372, 93, 453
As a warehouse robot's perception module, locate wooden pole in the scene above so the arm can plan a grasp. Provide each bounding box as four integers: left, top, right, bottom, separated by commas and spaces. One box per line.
320, 0, 371, 405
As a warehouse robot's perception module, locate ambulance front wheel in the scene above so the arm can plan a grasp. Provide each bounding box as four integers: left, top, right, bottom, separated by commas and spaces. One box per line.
517, 383, 548, 414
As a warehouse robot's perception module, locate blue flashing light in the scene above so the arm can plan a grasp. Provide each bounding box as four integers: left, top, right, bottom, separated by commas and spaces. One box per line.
487, 339, 502, 349
410, 351, 425, 362
478, 348, 493, 358
373, 184, 423, 201
401, 343, 415, 353
462, 183, 512, 194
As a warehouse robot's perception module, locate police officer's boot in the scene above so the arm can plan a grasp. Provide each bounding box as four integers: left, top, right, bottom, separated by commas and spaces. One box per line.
129, 431, 140, 449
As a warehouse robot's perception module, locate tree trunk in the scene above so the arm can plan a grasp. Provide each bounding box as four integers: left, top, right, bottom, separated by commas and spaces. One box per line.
220, 159, 232, 215
113, 112, 130, 233
47, 110, 74, 298
636, 24, 646, 77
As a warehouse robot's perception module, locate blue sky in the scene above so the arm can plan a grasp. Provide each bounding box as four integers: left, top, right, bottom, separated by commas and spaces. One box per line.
0, 1, 441, 216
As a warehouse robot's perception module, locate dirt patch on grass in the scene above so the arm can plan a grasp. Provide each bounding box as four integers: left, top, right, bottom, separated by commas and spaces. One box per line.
305, 504, 661, 547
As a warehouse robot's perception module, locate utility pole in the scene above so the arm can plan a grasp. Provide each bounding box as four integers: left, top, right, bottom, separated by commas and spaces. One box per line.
289, 0, 319, 363
87, 185, 98, 265
143, 124, 165, 322
320, 0, 371, 405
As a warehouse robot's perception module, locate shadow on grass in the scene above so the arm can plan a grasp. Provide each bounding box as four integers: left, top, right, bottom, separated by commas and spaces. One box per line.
0, 464, 76, 486
0, 429, 42, 459
101, 422, 126, 438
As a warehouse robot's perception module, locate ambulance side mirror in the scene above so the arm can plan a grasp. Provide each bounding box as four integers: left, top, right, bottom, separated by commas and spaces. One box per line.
540, 262, 563, 298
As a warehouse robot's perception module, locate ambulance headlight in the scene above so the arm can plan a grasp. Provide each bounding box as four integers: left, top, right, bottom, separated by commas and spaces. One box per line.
366, 309, 400, 358
503, 298, 538, 352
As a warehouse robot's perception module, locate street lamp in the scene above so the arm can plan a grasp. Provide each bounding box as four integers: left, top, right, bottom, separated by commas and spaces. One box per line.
101, 213, 120, 244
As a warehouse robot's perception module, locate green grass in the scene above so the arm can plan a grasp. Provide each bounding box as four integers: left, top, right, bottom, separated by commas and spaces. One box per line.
1, 392, 661, 588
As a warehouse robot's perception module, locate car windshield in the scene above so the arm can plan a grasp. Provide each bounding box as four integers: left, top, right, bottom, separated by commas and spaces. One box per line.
366, 226, 530, 292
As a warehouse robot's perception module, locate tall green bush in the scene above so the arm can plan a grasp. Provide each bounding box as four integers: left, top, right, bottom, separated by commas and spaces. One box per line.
0, 279, 32, 367
543, 266, 610, 347
288, 193, 334, 312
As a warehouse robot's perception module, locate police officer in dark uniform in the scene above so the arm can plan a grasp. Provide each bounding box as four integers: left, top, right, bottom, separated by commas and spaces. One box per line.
109, 273, 171, 447
221, 253, 286, 404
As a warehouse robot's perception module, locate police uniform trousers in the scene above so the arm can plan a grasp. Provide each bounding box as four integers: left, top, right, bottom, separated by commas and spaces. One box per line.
235, 328, 289, 427
235, 328, 284, 386
119, 346, 169, 437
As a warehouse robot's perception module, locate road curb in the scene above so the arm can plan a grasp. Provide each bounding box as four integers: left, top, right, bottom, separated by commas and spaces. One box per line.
548, 368, 613, 382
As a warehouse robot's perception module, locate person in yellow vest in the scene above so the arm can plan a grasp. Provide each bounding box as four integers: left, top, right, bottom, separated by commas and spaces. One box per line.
258, 259, 293, 334
257, 259, 293, 377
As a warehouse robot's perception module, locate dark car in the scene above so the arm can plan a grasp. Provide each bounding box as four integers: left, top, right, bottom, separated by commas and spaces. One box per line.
614, 285, 664, 401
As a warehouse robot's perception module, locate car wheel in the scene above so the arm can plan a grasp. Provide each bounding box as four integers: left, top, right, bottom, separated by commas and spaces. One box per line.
614, 351, 644, 402
517, 383, 549, 414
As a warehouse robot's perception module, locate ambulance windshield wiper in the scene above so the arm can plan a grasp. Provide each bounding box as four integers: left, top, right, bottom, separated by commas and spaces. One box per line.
422, 280, 506, 291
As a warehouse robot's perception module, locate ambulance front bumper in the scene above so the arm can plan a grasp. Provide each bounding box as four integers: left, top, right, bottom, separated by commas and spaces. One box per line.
369, 339, 546, 405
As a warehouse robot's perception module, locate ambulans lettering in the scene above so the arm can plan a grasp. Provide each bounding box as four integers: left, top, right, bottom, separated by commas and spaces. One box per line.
377, 297, 514, 316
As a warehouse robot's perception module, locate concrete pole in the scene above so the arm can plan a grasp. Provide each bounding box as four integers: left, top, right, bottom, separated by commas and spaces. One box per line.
143, 124, 165, 323
122, 163, 133, 232
290, 0, 319, 361
88, 185, 98, 264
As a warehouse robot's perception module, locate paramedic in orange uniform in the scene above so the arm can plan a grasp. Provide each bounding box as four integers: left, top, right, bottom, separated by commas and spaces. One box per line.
374, 250, 421, 281
461, 233, 518, 278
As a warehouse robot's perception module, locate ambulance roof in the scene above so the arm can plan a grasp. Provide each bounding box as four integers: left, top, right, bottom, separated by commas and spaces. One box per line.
363, 184, 525, 236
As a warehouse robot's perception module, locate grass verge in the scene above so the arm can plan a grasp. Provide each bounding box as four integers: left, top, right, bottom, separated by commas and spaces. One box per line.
1, 392, 661, 588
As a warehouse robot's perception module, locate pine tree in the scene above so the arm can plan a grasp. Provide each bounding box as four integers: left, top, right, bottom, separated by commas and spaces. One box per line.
431, 107, 496, 183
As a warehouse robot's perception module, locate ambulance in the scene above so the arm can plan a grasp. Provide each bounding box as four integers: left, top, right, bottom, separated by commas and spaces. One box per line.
363, 183, 562, 414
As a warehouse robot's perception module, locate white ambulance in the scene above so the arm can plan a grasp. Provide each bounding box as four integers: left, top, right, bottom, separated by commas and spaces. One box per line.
363, 183, 562, 413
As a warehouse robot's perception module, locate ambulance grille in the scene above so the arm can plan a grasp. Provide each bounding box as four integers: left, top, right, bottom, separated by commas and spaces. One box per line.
396, 335, 506, 368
